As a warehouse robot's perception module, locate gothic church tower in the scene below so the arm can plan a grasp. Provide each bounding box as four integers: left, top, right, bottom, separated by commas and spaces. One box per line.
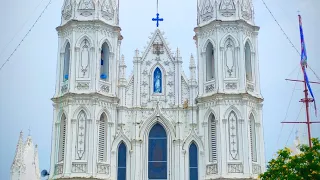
194, 0, 265, 178
49, 0, 122, 178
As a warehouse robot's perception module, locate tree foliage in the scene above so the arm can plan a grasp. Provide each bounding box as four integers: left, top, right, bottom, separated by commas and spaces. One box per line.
259, 138, 320, 180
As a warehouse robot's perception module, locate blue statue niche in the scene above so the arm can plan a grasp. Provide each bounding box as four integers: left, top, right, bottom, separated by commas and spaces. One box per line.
153, 67, 162, 93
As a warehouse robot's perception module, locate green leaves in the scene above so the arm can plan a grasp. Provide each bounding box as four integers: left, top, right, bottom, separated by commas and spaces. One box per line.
259, 138, 320, 180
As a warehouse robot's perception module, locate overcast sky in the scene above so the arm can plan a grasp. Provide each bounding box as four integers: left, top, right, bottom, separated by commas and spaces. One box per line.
0, 0, 319, 179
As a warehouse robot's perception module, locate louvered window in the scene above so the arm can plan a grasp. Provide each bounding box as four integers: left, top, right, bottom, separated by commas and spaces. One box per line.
209, 114, 217, 162
250, 114, 257, 162
58, 114, 67, 162
98, 113, 107, 161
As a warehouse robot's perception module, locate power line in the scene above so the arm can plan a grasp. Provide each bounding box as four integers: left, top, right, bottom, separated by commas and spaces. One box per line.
276, 70, 300, 149
260, 0, 300, 56
285, 104, 303, 146
0, 0, 52, 72
0, 0, 46, 59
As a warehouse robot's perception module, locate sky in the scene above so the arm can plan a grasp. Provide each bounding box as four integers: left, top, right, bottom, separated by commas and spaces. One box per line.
0, 0, 319, 179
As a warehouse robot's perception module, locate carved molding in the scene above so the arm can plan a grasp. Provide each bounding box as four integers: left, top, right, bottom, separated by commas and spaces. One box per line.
205, 84, 215, 93
247, 83, 254, 92
72, 162, 87, 173
252, 163, 261, 174
76, 82, 90, 90
100, 84, 110, 93
97, 163, 110, 174
61, 83, 68, 94
206, 164, 218, 175
225, 82, 237, 90
54, 163, 63, 175
228, 163, 243, 173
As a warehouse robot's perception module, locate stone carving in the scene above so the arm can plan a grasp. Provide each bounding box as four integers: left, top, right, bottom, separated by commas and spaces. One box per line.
225, 39, 236, 78
97, 163, 110, 174
62, 0, 72, 20
168, 92, 174, 98
205, 84, 215, 93
146, 60, 152, 66
164, 60, 170, 66
219, 0, 236, 17
181, 78, 190, 104
241, 0, 252, 20
200, 0, 214, 22
142, 70, 148, 75
167, 81, 174, 87
101, 0, 114, 20
228, 163, 243, 173
141, 110, 153, 121
168, 71, 174, 76
76, 111, 87, 160
79, 39, 90, 78
247, 83, 254, 92
72, 163, 87, 173
226, 82, 237, 90
141, 92, 147, 98
61, 84, 68, 93
78, 0, 95, 10
55, 163, 63, 175
142, 81, 148, 87
78, 0, 95, 17
252, 164, 261, 174
77, 82, 90, 90
100, 84, 110, 93
206, 164, 218, 174
228, 112, 239, 160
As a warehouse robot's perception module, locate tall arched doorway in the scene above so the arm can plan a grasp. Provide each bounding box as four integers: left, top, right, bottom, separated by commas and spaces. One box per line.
148, 123, 167, 179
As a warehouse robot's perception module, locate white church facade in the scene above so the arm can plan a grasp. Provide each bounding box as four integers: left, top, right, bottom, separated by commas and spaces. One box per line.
47, 0, 265, 179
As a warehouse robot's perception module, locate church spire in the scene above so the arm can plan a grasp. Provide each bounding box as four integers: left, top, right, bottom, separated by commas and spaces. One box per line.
11, 131, 25, 170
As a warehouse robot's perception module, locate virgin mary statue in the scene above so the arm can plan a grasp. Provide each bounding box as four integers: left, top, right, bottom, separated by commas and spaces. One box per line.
154, 68, 162, 93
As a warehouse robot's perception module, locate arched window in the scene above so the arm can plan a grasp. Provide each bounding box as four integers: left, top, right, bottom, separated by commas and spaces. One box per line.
100, 42, 109, 80
58, 114, 67, 162
117, 142, 127, 180
189, 142, 198, 180
209, 114, 217, 162
148, 123, 167, 179
206, 42, 214, 81
249, 114, 257, 162
63, 42, 70, 81
245, 42, 252, 81
153, 67, 162, 93
98, 113, 107, 162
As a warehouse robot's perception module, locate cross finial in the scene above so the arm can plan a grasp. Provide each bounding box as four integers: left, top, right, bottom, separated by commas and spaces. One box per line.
28, 127, 31, 136
152, 0, 163, 27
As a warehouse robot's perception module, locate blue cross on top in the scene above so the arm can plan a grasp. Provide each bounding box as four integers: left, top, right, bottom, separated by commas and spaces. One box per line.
152, 13, 163, 27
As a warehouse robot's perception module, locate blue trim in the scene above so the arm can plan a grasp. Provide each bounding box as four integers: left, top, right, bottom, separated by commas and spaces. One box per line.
64, 74, 69, 80
117, 142, 127, 180
189, 143, 198, 180
100, 74, 107, 79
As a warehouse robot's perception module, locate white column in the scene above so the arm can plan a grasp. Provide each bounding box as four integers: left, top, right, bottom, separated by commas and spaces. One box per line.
218, 47, 224, 92
70, 31, 76, 92
221, 118, 227, 175
65, 106, 73, 175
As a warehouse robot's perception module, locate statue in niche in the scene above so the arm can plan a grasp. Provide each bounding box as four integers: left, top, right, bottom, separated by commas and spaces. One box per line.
220, 0, 235, 10
154, 67, 162, 93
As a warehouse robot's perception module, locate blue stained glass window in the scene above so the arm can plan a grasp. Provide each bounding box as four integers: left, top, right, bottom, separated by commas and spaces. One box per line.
153, 67, 162, 93
189, 142, 198, 180
148, 123, 167, 179
100, 43, 109, 80
117, 142, 127, 180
